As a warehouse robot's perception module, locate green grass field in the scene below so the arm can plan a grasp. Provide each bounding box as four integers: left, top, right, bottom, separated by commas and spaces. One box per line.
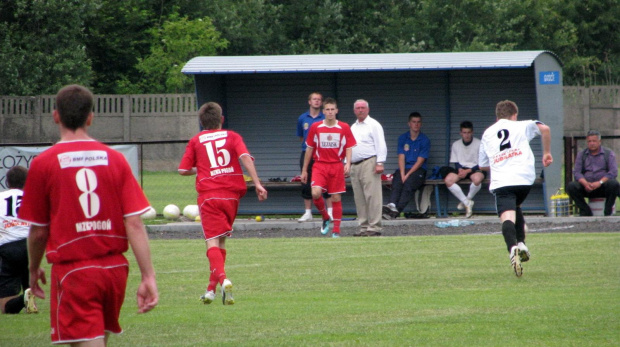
2, 233, 618, 346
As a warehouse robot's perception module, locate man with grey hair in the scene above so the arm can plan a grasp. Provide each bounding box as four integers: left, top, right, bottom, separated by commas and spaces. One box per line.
350, 99, 387, 236
567, 130, 619, 216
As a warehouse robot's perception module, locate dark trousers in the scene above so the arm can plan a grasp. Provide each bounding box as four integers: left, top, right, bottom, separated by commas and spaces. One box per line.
389, 168, 426, 212
0, 239, 29, 298
566, 179, 620, 216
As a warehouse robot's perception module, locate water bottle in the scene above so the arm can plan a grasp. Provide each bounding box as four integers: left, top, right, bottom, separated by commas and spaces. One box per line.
434, 219, 475, 228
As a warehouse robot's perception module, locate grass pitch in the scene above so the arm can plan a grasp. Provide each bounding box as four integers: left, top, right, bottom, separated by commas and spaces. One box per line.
2, 232, 618, 346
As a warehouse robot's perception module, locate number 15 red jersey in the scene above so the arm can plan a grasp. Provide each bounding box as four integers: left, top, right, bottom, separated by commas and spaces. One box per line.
179, 130, 251, 198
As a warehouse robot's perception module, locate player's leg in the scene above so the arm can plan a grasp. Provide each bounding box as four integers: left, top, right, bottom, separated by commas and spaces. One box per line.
330, 194, 342, 238
467, 171, 484, 200
395, 168, 426, 213
445, 172, 469, 208
299, 153, 314, 222
494, 187, 522, 276
384, 170, 403, 218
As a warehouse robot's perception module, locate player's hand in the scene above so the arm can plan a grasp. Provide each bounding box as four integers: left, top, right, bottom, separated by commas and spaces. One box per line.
256, 186, 268, 201
136, 276, 158, 314
343, 163, 351, 176
300, 171, 307, 184
542, 153, 553, 167
29, 268, 47, 299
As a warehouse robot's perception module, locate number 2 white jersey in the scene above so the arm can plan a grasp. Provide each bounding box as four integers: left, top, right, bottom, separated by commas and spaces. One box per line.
478, 119, 542, 191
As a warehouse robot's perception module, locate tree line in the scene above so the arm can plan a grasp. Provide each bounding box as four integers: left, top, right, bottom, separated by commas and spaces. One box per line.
1, 0, 617, 96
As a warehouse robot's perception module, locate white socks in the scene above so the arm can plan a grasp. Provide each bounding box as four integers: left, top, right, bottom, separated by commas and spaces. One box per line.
448, 184, 468, 204
467, 183, 481, 200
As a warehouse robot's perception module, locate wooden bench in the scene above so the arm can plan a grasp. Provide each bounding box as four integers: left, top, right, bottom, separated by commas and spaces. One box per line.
247, 177, 544, 217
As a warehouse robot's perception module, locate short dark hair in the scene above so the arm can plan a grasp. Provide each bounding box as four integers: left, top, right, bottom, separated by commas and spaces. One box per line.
409, 112, 422, 121
586, 130, 601, 140
323, 97, 337, 107
6, 166, 27, 189
55, 85, 94, 131
198, 102, 223, 130
460, 121, 473, 130
495, 100, 518, 119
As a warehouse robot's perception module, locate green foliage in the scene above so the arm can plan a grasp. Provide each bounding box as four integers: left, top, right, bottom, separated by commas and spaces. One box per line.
2, 233, 618, 346
135, 15, 228, 93
0, 0, 618, 95
0, 0, 95, 95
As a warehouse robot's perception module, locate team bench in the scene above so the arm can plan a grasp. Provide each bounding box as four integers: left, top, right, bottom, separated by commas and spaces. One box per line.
247, 177, 544, 217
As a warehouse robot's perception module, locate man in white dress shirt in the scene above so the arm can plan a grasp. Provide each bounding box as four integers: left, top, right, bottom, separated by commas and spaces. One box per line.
350, 99, 388, 236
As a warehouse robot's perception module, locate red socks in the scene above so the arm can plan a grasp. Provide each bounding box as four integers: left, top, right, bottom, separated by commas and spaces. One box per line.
313, 197, 330, 220
207, 247, 227, 291
332, 200, 342, 233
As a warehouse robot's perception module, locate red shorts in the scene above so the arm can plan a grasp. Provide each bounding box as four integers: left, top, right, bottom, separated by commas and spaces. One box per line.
198, 193, 240, 241
50, 254, 128, 344
311, 162, 346, 195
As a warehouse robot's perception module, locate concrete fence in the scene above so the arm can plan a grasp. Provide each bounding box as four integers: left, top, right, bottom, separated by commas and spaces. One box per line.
0, 94, 198, 144
1, 87, 619, 149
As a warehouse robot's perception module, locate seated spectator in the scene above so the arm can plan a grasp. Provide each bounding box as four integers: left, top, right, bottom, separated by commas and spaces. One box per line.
566, 130, 619, 216
438, 121, 486, 218
383, 112, 430, 219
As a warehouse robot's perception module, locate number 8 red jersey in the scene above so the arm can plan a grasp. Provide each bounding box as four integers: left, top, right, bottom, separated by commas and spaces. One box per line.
18, 140, 151, 264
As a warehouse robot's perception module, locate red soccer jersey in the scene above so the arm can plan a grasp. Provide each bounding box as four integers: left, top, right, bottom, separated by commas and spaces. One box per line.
18, 140, 151, 264
179, 129, 251, 197
306, 120, 357, 163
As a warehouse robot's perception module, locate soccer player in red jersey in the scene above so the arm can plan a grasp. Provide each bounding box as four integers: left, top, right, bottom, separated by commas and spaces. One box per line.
19, 85, 158, 346
301, 98, 357, 238
179, 102, 267, 305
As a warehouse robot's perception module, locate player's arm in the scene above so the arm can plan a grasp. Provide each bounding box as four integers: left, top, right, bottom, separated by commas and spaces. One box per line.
27, 225, 49, 299
398, 154, 406, 179
240, 154, 268, 201
125, 215, 158, 313
537, 123, 553, 167
178, 168, 196, 176
406, 157, 426, 178
343, 147, 352, 175
300, 147, 314, 184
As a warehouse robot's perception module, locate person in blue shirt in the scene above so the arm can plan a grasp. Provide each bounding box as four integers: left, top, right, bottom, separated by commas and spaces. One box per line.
296, 92, 331, 222
383, 112, 431, 219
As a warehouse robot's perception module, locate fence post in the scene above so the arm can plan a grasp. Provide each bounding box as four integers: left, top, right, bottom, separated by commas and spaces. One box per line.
34, 96, 42, 140
123, 95, 131, 141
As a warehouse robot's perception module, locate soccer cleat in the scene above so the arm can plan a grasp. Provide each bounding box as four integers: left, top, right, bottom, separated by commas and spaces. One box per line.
517, 242, 530, 262
200, 290, 216, 304
221, 279, 234, 305
332, 233, 340, 238
457, 202, 465, 210
297, 212, 313, 222
465, 200, 474, 218
321, 218, 333, 235
24, 288, 38, 314
510, 246, 523, 277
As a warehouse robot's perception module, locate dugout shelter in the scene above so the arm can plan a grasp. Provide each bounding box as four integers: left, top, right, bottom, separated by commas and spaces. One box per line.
182, 51, 564, 215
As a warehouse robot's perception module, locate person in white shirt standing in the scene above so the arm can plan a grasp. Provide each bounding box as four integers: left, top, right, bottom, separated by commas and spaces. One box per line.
479, 100, 552, 277
350, 100, 388, 237
439, 121, 486, 218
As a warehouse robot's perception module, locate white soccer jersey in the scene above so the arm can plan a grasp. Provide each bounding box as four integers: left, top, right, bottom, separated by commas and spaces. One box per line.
478, 119, 542, 191
450, 137, 481, 168
0, 188, 29, 247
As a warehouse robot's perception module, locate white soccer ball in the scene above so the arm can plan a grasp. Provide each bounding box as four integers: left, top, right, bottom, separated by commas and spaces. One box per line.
163, 204, 180, 220
183, 204, 200, 219
141, 207, 157, 220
